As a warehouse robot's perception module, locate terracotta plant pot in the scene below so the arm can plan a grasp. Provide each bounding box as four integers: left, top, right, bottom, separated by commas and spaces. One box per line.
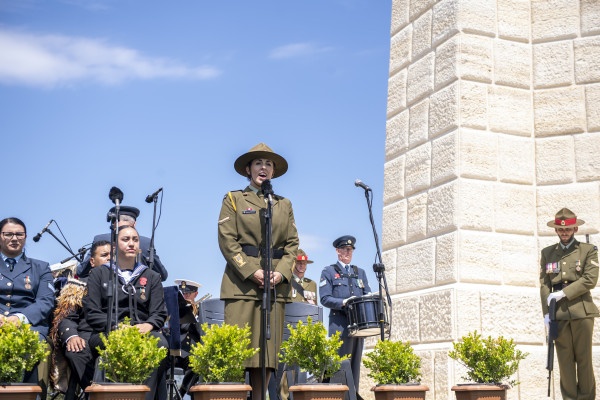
289, 383, 349, 400
451, 384, 508, 400
85, 383, 150, 400
372, 383, 430, 400
189, 383, 252, 400
0, 383, 42, 400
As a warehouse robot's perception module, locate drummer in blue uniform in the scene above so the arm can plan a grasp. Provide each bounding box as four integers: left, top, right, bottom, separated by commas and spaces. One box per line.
319, 235, 370, 393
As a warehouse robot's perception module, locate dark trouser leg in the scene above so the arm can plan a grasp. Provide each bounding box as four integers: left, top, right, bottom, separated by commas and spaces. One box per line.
64, 344, 95, 389
143, 331, 168, 400
337, 336, 363, 392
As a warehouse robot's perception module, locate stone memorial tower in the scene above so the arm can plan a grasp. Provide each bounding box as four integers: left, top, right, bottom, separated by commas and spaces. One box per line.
377, 0, 600, 399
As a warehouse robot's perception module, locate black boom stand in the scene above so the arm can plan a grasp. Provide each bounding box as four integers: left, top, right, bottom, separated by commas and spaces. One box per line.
145, 187, 163, 270
105, 187, 124, 367
260, 179, 276, 400
355, 180, 392, 341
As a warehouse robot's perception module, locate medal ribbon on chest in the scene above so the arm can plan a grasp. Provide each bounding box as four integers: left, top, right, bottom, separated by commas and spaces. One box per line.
546, 262, 559, 274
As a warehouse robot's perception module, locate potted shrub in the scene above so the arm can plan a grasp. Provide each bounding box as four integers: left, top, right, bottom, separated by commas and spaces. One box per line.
448, 331, 528, 400
279, 316, 349, 400
0, 322, 48, 399
362, 340, 429, 400
187, 323, 257, 400
85, 319, 167, 400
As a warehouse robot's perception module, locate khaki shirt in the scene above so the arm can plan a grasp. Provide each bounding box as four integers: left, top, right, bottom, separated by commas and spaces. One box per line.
540, 240, 599, 320
291, 276, 318, 305
218, 186, 299, 301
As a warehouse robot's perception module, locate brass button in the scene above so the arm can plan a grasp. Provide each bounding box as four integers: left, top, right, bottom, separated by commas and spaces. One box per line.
6, 283, 11, 287
564, 281, 568, 284
6, 295, 10, 298
563, 272, 566, 275
563, 262, 566, 265
5, 303, 9, 307
3, 311, 8, 316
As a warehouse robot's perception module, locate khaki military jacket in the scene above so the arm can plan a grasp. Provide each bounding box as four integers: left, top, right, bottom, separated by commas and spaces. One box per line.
291, 276, 318, 305
218, 186, 299, 301
540, 240, 599, 320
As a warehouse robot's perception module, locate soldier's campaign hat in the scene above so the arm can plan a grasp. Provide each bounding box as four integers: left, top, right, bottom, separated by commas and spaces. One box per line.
296, 249, 314, 264
333, 235, 356, 249
547, 208, 585, 228
234, 143, 288, 179
108, 205, 140, 220
174, 279, 202, 293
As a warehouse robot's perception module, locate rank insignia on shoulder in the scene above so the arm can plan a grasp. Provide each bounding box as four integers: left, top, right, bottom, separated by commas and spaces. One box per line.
242, 208, 256, 214
233, 253, 246, 267
320, 279, 327, 287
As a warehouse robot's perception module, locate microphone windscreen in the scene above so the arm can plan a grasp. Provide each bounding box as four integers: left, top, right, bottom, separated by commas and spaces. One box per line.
261, 179, 273, 195
109, 186, 124, 202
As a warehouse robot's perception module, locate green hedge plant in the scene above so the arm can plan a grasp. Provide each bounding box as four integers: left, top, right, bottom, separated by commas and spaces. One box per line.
363, 340, 421, 385
448, 331, 528, 387
0, 322, 49, 383
279, 316, 348, 383
97, 319, 167, 384
189, 323, 258, 383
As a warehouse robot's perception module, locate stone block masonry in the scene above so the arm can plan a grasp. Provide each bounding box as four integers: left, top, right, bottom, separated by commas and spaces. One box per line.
378, 1, 600, 399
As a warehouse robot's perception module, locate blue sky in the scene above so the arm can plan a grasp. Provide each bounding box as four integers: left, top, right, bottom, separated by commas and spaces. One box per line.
0, 1, 392, 308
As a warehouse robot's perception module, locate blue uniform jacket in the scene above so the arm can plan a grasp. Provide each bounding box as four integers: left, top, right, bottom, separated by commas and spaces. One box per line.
320, 262, 371, 337
76, 233, 168, 281
0, 254, 55, 337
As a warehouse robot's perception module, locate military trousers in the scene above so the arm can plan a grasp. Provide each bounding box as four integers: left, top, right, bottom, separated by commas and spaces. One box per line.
338, 335, 363, 392
556, 317, 596, 400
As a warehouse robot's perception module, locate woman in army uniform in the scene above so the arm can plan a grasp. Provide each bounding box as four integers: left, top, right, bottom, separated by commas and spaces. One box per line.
218, 143, 299, 400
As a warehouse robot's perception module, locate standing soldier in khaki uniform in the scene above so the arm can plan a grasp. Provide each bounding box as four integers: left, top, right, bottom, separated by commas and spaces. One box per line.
291, 249, 318, 305
540, 208, 599, 400
218, 143, 299, 400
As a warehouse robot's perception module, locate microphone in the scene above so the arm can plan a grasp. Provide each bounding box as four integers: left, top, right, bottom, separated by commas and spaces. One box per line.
261, 180, 274, 203
108, 186, 124, 206
145, 187, 163, 203
33, 219, 53, 242
354, 179, 371, 191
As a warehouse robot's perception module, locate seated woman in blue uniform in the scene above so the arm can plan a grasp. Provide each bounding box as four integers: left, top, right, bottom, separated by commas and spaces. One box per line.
83, 225, 168, 400
0, 217, 55, 383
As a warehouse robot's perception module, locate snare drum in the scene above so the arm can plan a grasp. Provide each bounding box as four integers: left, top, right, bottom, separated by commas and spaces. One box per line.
346, 294, 389, 337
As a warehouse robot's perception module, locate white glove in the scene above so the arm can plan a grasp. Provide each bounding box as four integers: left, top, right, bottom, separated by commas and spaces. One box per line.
547, 290, 566, 306
342, 296, 357, 306
544, 313, 550, 333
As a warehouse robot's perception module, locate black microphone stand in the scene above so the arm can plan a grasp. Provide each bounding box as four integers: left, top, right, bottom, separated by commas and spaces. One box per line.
60, 245, 90, 264
359, 186, 392, 341
105, 190, 122, 357
147, 193, 159, 271
261, 181, 275, 400
44, 228, 86, 263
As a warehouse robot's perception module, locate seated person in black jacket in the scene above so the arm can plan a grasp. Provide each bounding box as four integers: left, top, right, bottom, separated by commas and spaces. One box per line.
77, 205, 168, 281
84, 226, 168, 400
51, 240, 111, 396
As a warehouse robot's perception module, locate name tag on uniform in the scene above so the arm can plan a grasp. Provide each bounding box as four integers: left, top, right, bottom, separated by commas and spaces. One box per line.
546, 262, 559, 273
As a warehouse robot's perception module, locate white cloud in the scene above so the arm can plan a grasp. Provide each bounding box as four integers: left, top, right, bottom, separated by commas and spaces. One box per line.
297, 233, 329, 252
0, 28, 222, 88
268, 42, 332, 60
